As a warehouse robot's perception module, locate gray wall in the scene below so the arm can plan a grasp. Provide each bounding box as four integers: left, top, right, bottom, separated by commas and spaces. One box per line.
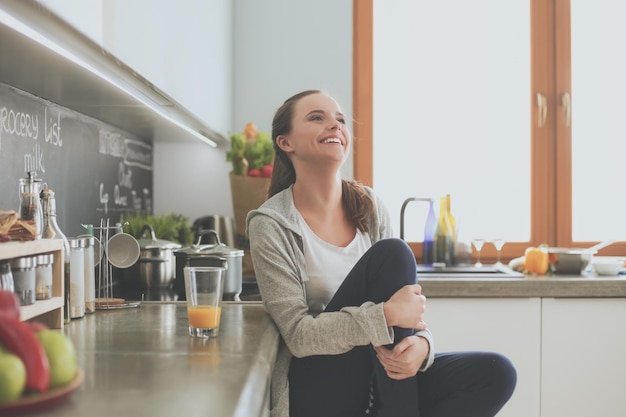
38, 0, 353, 225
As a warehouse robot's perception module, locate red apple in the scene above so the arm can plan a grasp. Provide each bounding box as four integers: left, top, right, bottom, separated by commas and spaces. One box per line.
26, 320, 49, 332
0, 290, 20, 320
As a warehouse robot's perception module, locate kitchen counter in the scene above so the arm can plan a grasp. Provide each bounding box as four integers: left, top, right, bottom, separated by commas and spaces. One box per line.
19, 273, 626, 417
419, 273, 626, 298
41, 302, 278, 417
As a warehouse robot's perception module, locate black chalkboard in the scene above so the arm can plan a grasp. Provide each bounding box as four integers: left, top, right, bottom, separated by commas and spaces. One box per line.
0, 82, 153, 238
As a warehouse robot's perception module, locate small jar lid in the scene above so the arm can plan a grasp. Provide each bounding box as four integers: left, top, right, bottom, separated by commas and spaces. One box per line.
80, 236, 95, 247
10, 256, 36, 269
37, 253, 54, 266
68, 237, 86, 249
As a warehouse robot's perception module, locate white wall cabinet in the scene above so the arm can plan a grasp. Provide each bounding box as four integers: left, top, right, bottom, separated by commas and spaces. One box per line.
429, 297, 626, 417
427, 298, 541, 417
541, 298, 626, 417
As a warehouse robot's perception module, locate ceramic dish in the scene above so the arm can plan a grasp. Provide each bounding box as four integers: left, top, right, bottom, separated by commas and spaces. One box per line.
592, 258, 624, 276
0, 368, 83, 415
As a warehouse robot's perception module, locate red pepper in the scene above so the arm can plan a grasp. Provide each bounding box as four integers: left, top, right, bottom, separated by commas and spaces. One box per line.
0, 315, 50, 392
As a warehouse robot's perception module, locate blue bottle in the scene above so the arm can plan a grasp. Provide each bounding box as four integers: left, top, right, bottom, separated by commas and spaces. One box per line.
423, 200, 437, 265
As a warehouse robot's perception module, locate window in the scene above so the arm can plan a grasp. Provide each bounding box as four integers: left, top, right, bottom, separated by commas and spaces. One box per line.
352, 0, 624, 263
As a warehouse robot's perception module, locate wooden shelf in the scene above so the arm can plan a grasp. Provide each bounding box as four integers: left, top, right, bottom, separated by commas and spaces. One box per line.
1, 239, 65, 328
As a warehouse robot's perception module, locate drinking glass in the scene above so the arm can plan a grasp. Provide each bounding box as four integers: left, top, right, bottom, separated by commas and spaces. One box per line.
492, 238, 507, 266
471, 238, 486, 267
184, 266, 226, 338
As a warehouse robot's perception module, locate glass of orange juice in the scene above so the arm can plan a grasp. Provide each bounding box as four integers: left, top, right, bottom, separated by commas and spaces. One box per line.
183, 266, 226, 338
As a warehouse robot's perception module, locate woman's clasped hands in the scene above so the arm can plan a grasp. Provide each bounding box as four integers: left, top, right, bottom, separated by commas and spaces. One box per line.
377, 284, 430, 380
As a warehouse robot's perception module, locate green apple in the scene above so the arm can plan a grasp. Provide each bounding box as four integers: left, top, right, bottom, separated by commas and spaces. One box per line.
0, 347, 26, 403
35, 330, 77, 389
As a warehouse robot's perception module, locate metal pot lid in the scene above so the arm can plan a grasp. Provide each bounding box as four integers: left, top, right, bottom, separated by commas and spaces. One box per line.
137, 224, 182, 250
175, 229, 243, 258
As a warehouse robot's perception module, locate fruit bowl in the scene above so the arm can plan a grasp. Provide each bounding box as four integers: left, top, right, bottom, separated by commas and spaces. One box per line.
0, 368, 83, 414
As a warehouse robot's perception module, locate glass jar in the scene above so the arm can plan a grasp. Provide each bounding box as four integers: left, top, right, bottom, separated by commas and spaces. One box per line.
69, 237, 85, 319
18, 171, 44, 239
0, 261, 14, 292
10, 256, 37, 305
35, 253, 54, 300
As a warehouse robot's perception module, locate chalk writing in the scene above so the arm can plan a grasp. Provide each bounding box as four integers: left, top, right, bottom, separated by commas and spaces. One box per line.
143, 188, 152, 214
113, 185, 128, 206
124, 139, 152, 170
118, 162, 133, 189
24, 143, 45, 173
44, 108, 62, 147
99, 129, 152, 171
99, 183, 109, 215
0, 105, 39, 152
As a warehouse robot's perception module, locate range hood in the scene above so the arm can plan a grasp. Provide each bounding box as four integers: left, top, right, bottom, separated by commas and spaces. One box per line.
0, 0, 227, 147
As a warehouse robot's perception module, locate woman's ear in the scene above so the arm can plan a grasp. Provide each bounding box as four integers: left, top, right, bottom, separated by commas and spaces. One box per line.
276, 135, 293, 153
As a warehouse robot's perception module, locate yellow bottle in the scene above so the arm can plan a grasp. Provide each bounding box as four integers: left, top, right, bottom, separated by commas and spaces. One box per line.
434, 196, 453, 265
446, 194, 457, 264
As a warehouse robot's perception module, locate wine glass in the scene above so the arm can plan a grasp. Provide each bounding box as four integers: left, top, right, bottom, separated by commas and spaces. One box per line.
471, 238, 486, 267
492, 238, 506, 266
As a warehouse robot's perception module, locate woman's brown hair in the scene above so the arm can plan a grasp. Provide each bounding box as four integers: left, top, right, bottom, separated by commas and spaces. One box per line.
268, 90, 375, 233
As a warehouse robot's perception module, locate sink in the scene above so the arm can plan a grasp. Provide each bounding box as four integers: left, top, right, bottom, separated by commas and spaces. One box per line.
416, 264, 524, 278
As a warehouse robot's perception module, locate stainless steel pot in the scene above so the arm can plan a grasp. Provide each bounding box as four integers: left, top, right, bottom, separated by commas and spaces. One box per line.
193, 215, 236, 247
174, 229, 244, 301
136, 224, 181, 289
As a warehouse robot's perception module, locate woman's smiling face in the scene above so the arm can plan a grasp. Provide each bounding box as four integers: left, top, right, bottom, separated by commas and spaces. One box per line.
276, 92, 351, 166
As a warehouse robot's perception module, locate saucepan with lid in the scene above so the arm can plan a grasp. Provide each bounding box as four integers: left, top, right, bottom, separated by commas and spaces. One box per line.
174, 230, 243, 301
135, 224, 182, 289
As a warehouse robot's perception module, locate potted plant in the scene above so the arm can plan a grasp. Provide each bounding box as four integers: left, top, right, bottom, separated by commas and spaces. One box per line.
226, 123, 274, 277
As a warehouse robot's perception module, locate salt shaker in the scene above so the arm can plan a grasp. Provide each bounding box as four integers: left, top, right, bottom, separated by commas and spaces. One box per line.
35, 253, 54, 300
10, 256, 37, 305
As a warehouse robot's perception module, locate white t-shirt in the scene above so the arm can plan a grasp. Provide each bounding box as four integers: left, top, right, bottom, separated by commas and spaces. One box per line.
297, 211, 372, 315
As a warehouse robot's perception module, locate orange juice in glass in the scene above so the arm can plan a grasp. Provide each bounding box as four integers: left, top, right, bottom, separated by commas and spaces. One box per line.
184, 266, 226, 337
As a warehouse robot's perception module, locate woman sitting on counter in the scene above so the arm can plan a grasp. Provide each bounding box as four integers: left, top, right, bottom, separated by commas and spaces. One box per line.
246, 90, 517, 417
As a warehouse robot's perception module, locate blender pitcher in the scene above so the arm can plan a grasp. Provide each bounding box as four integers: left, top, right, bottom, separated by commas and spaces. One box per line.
18, 171, 44, 239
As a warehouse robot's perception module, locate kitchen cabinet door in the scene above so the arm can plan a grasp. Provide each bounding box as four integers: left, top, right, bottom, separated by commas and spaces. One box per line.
541, 298, 626, 417
426, 298, 541, 417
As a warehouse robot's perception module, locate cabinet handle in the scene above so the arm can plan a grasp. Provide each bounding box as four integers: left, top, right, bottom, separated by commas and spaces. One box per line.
536, 93, 547, 128
561, 92, 571, 128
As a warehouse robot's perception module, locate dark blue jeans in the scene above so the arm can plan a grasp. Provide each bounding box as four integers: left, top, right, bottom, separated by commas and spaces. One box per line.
288, 238, 516, 417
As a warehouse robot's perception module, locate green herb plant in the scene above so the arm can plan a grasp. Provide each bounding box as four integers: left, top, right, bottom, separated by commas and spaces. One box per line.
226, 122, 274, 177
122, 212, 194, 246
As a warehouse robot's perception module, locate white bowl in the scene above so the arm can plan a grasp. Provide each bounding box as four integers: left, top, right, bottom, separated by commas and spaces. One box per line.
592, 259, 624, 276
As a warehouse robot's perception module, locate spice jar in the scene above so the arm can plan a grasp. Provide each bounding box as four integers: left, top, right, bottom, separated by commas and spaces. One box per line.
0, 261, 14, 292
35, 253, 54, 300
10, 256, 37, 305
